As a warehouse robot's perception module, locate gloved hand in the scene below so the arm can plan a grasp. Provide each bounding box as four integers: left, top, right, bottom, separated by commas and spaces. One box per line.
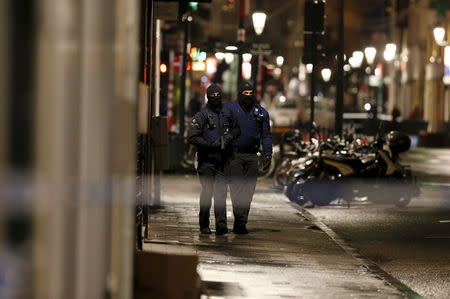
261, 155, 272, 172
210, 139, 221, 148
222, 134, 234, 146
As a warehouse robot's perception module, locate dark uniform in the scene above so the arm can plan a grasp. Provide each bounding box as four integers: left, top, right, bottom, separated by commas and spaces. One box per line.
188, 84, 240, 235
224, 81, 272, 234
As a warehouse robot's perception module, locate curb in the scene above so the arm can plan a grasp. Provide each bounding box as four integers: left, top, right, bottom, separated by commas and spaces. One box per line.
287, 201, 423, 299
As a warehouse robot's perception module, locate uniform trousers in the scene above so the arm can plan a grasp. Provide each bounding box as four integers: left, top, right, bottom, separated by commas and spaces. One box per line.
197, 161, 228, 230
228, 152, 258, 228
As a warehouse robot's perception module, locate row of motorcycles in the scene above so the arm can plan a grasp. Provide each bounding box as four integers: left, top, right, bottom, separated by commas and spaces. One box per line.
260, 128, 420, 208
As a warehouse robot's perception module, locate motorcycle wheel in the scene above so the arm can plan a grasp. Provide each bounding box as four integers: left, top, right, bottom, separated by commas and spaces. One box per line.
285, 181, 306, 205
393, 195, 411, 207
304, 179, 337, 206
285, 181, 295, 199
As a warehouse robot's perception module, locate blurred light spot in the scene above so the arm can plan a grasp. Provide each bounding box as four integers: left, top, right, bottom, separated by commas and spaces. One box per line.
192, 61, 206, 72
160, 63, 167, 73
273, 67, 282, 78
225, 53, 234, 64
242, 53, 252, 62
215, 52, 225, 61
242, 62, 252, 80
225, 45, 237, 51
206, 57, 217, 75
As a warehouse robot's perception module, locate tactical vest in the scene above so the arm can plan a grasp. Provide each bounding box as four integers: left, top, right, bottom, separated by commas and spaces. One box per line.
199, 107, 231, 143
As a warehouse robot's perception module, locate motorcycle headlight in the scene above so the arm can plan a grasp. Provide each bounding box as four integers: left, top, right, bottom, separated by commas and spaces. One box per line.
294, 171, 305, 178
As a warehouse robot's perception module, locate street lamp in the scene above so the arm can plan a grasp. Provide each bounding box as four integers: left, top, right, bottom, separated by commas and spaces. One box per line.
242, 53, 253, 80
433, 26, 447, 46
226, 45, 238, 51
242, 62, 252, 80
306, 63, 313, 73
352, 51, 364, 66
348, 57, 359, 68
225, 53, 234, 64
252, 12, 267, 35
242, 53, 252, 62
215, 52, 225, 61
276, 56, 284, 67
321, 68, 332, 82
364, 47, 377, 65
383, 43, 397, 62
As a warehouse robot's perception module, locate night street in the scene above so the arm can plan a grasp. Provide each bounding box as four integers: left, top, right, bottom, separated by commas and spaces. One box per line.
147, 176, 407, 298
3, 0, 450, 298
145, 147, 450, 298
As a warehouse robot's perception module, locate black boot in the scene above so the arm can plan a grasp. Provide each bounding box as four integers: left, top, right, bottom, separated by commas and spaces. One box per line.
233, 224, 248, 234
215, 227, 229, 235
200, 227, 212, 234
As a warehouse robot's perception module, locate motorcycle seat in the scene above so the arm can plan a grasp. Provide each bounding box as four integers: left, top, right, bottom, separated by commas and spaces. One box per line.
323, 155, 364, 170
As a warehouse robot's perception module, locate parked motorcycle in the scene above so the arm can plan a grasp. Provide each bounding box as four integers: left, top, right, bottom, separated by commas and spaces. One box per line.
273, 130, 310, 185
285, 131, 420, 208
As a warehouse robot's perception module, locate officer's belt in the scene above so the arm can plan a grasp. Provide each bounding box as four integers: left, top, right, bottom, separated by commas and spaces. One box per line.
233, 147, 258, 154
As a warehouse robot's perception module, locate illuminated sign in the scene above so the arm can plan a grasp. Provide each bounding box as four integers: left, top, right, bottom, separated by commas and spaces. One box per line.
192, 61, 206, 72
190, 47, 207, 62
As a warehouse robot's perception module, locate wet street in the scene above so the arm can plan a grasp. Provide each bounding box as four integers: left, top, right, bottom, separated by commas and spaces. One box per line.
147, 176, 407, 298
304, 148, 450, 298
147, 147, 450, 298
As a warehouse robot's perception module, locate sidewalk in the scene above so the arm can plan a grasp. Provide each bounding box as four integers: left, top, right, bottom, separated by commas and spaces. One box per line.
145, 175, 406, 298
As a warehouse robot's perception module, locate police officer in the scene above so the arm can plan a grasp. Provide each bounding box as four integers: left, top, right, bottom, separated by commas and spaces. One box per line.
188, 84, 240, 235
224, 81, 272, 234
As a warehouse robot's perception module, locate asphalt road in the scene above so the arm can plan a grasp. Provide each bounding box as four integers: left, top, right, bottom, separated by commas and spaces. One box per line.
300, 148, 450, 298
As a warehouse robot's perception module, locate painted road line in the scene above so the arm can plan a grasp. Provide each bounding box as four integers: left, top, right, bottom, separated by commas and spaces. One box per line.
285, 200, 423, 299
420, 182, 450, 188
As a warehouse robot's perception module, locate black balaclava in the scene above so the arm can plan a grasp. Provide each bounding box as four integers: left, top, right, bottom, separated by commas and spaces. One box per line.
206, 83, 222, 111
238, 81, 255, 112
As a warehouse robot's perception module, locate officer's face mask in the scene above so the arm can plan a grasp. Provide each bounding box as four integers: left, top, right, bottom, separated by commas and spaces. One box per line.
239, 89, 255, 110
207, 92, 222, 110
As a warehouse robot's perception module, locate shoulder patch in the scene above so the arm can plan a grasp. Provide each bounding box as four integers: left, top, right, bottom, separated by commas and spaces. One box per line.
190, 118, 201, 129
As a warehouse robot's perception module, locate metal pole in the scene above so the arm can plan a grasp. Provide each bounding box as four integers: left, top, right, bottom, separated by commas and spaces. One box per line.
144, 0, 154, 238
237, 46, 243, 87
310, 48, 316, 130
256, 55, 264, 102
154, 19, 161, 117
237, 0, 247, 88
153, 19, 162, 206
167, 50, 175, 131
335, 0, 344, 136
0, 0, 8, 172
179, 16, 191, 138
377, 70, 384, 117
